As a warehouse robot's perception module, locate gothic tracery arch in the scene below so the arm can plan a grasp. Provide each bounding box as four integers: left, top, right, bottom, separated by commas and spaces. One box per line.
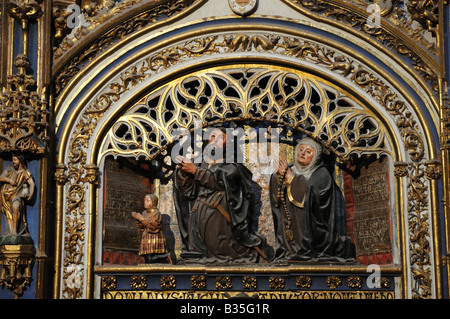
53, 14, 440, 299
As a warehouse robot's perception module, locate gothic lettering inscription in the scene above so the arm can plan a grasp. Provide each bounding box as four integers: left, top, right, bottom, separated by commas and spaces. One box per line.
103, 158, 151, 251
103, 290, 394, 299
352, 157, 392, 256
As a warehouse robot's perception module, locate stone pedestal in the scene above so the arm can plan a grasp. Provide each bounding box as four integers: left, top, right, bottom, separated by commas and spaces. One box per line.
0, 244, 35, 298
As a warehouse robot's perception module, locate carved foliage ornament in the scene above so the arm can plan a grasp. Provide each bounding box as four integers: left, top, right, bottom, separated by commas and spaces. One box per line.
407, 162, 431, 298
58, 32, 430, 298
53, 0, 200, 95
407, 0, 439, 35
282, 0, 439, 92
0, 56, 49, 153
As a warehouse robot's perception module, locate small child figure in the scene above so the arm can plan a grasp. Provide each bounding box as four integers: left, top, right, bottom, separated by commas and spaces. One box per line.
131, 194, 171, 264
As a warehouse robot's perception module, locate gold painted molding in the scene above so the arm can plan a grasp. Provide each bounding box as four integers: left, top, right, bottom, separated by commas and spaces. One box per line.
94, 264, 403, 274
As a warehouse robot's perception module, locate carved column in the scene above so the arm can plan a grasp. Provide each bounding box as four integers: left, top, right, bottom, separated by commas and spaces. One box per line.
0, 0, 48, 153
0, 0, 51, 299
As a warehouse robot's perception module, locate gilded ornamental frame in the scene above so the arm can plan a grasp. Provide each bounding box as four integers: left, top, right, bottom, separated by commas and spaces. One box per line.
50, 0, 445, 299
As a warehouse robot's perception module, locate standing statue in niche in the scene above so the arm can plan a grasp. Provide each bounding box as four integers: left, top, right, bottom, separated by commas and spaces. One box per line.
131, 194, 171, 264
270, 136, 355, 263
173, 127, 267, 264
0, 154, 35, 243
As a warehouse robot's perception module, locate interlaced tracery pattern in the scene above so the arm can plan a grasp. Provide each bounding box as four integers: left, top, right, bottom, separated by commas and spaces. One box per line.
101, 68, 389, 162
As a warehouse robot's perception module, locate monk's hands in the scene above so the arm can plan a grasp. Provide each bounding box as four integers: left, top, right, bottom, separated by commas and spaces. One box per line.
176, 155, 197, 175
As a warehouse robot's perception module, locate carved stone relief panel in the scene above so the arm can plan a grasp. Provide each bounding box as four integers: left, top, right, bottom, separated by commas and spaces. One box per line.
56, 27, 435, 298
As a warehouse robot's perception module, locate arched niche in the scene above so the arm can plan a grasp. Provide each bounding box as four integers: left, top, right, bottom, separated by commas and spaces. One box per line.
96, 65, 398, 267
53, 20, 441, 299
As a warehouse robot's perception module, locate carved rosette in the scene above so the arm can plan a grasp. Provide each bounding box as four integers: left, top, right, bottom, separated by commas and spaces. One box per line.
347, 276, 362, 289
130, 276, 147, 289
215, 276, 232, 290
101, 276, 117, 290
326, 276, 342, 289
191, 275, 206, 289
269, 276, 285, 290
296, 276, 312, 288
160, 275, 176, 289
243, 276, 257, 290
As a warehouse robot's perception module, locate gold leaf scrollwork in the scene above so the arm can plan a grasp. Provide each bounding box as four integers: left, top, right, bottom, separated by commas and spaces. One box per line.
82, 164, 99, 185
407, 0, 438, 36
53, 0, 201, 94
1, 0, 48, 154
281, 39, 354, 77
55, 163, 68, 185
282, 0, 439, 91
0, 55, 48, 153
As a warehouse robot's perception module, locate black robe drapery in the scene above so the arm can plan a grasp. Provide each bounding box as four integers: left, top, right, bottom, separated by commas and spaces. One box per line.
174, 162, 265, 263
270, 164, 355, 262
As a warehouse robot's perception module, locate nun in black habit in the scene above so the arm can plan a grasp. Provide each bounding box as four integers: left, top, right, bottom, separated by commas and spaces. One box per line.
270, 136, 355, 263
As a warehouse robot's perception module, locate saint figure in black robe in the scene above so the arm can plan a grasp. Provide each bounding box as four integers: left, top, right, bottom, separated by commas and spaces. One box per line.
173, 128, 266, 264
270, 137, 355, 262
